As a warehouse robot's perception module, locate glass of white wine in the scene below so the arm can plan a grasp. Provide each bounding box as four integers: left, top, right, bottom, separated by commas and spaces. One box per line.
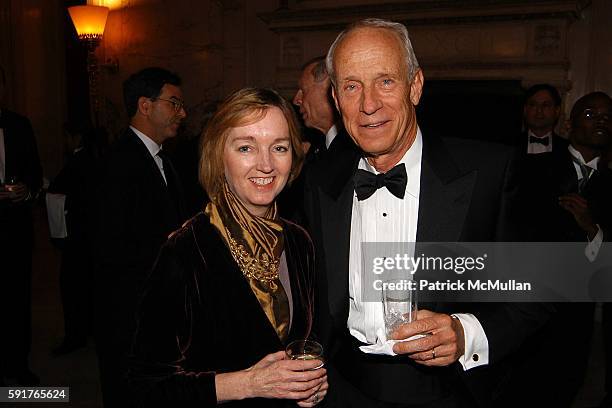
285, 339, 324, 370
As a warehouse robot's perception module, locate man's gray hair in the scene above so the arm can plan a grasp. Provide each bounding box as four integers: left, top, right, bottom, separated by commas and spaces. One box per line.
325, 18, 420, 86
301, 56, 328, 83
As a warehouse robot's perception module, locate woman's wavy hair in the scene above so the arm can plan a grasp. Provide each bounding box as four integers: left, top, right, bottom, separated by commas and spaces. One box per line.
199, 87, 304, 202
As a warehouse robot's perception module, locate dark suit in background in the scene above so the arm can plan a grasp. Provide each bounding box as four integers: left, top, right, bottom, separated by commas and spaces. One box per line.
94, 128, 185, 407
278, 126, 352, 223
504, 143, 612, 407
0, 109, 42, 382
48, 143, 99, 351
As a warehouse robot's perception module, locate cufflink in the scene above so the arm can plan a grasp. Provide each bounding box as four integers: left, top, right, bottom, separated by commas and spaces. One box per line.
472, 354, 479, 362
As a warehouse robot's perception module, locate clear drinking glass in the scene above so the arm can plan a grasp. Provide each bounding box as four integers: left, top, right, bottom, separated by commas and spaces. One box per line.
285, 339, 324, 370
382, 278, 417, 337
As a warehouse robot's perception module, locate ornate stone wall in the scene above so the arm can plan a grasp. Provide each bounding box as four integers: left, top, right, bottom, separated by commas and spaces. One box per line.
0, 0, 66, 178
2, 0, 610, 175
95, 0, 279, 141
260, 0, 592, 99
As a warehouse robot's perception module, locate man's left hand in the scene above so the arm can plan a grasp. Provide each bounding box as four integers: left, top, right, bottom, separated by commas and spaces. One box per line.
390, 309, 465, 367
559, 193, 598, 239
7, 182, 29, 203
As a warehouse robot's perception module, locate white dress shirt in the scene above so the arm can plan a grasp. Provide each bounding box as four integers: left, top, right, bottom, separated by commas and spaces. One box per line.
527, 130, 553, 155
130, 126, 167, 184
567, 145, 603, 261
347, 128, 488, 370
325, 124, 338, 150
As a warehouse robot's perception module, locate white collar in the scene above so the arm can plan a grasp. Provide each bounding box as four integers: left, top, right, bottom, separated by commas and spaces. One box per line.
527, 129, 553, 140
568, 144, 599, 170
325, 124, 338, 149
358, 127, 422, 199
130, 125, 162, 158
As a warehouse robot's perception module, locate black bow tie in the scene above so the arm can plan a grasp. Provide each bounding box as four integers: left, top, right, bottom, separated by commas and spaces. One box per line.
354, 163, 407, 201
529, 135, 550, 146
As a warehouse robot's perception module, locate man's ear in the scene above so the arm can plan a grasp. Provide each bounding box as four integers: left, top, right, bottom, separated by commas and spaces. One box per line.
554, 105, 561, 121
565, 119, 572, 134
331, 86, 340, 112
137, 96, 151, 116
409, 69, 424, 106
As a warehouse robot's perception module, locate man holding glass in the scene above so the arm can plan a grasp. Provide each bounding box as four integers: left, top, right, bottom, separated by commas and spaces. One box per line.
303, 19, 550, 407
0, 65, 42, 386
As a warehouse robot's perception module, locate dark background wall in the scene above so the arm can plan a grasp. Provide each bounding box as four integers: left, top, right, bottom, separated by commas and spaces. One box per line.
1, 0, 611, 180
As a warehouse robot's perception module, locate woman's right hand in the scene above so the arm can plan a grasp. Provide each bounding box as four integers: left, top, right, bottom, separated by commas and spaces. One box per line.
245, 351, 326, 401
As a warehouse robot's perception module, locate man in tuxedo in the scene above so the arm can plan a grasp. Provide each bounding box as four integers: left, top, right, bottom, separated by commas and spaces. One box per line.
508, 91, 612, 406
281, 56, 353, 221
508, 91, 612, 407
303, 19, 550, 407
520, 83, 563, 155
293, 56, 346, 157
94, 67, 186, 407
561, 92, 612, 408
0, 65, 42, 386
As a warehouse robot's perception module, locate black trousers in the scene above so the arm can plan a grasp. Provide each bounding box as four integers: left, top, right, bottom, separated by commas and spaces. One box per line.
59, 239, 93, 342
95, 342, 135, 408
604, 303, 612, 395
0, 211, 33, 375
325, 332, 474, 408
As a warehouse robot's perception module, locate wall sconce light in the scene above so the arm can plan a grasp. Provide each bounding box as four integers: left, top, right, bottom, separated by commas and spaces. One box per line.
68, 4, 109, 126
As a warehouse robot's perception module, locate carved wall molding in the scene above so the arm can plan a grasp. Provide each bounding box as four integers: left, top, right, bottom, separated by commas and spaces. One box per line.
260, 0, 590, 98
260, 0, 590, 32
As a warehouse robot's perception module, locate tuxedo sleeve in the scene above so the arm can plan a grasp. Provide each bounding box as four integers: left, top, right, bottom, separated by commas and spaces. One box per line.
477, 152, 554, 363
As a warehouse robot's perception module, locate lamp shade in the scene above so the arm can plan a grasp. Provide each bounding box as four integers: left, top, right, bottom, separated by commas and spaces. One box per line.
68, 5, 109, 41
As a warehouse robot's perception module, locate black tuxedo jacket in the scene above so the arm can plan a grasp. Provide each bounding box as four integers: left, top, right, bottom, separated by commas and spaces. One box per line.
278, 125, 353, 223
94, 128, 185, 351
501, 142, 612, 407
517, 141, 612, 242
304, 133, 551, 405
0, 109, 42, 239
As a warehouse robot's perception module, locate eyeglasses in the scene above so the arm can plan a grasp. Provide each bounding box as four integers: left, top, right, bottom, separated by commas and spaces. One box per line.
153, 97, 185, 113
583, 109, 610, 121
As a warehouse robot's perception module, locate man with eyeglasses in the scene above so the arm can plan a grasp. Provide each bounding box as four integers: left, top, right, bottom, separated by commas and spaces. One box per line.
94, 67, 187, 407
509, 92, 612, 407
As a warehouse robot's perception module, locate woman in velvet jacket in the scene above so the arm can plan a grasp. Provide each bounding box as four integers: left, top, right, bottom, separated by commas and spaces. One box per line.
129, 88, 328, 407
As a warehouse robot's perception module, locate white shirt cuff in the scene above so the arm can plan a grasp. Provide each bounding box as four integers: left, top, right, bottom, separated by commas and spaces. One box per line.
452, 313, 489, 371
585, 224, 603, 262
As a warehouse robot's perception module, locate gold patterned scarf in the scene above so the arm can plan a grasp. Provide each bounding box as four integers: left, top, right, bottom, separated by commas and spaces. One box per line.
205, 182, 290, 343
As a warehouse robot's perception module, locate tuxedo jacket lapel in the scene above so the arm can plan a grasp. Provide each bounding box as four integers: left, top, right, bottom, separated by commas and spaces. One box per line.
317, 146, 360, 327
417, 135, 477, 242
